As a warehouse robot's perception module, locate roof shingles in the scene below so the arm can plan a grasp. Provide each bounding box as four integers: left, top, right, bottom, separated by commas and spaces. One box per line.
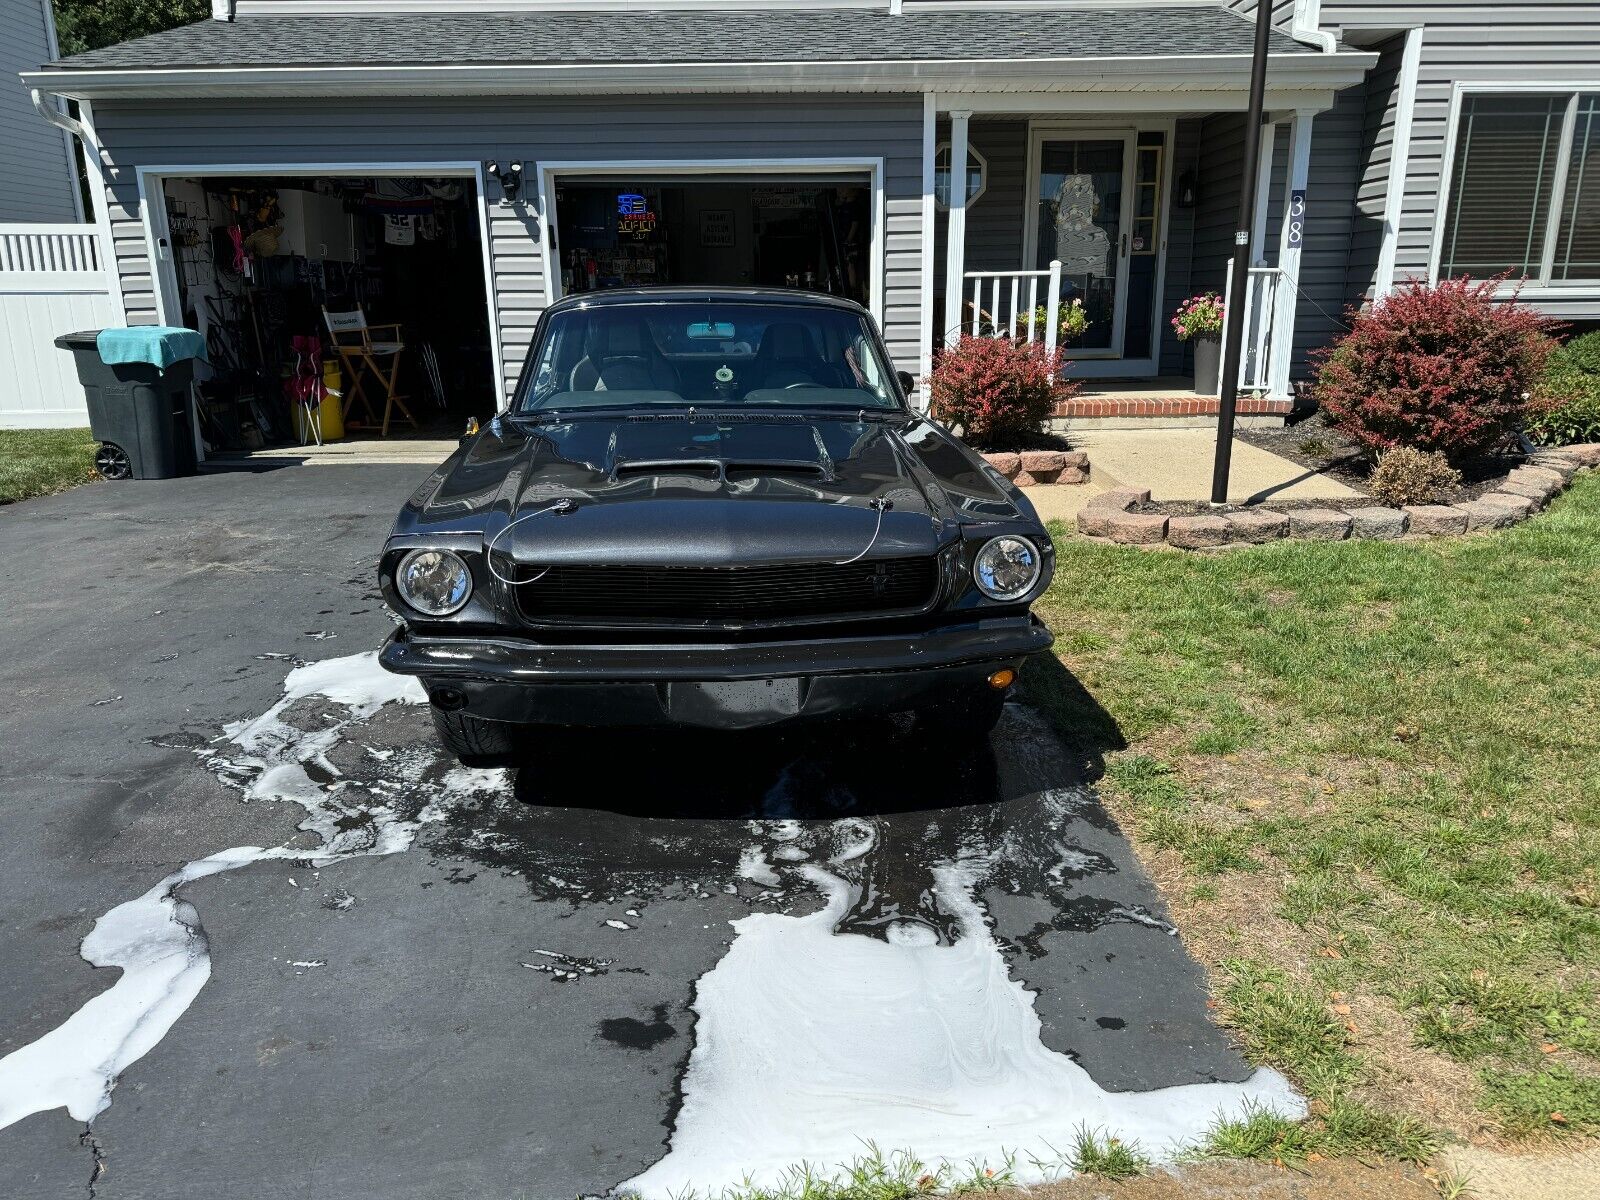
52, 6, 1314, 71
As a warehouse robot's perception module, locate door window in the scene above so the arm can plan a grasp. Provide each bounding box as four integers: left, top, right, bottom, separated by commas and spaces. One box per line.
1035, 140, 1125, 352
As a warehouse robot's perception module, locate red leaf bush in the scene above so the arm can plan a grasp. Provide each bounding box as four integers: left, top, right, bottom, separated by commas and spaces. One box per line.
928, 336, 1074, 448
1314, 276, 1553, 462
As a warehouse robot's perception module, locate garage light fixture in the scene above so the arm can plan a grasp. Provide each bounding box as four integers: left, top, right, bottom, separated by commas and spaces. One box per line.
487, 160, 524, 206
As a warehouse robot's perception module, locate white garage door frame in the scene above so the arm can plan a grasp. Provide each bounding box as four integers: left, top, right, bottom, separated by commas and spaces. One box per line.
535, 157, 886, 325
134, 160, 505, 403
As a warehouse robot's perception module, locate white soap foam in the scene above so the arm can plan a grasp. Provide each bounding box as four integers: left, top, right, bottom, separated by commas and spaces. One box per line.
0, 652, 482, 1132
623, 848, 1303, 1198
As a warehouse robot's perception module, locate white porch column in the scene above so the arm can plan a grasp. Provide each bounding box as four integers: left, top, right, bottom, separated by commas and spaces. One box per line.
918, 93, 937, 407
942, 109, 971, 347
1269, 110, 1315, 401
1251, 119, 1278, 262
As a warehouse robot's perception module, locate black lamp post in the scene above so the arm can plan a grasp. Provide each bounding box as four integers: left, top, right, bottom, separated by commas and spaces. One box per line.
1210, 1, 1276, 506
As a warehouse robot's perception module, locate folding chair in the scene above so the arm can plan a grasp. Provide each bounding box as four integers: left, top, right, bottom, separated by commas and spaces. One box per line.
322, 307, 417, 436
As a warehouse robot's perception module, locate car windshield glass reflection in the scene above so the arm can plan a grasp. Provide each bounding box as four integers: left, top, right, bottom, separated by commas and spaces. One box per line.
518, 303, 903, 412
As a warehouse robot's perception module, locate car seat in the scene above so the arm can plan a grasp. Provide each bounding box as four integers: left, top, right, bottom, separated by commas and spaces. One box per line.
569, 318, 680, 393
754, 321, 835, 390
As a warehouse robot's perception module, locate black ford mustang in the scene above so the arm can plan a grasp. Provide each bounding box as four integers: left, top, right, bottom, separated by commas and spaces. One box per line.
378, 288, 1054, 764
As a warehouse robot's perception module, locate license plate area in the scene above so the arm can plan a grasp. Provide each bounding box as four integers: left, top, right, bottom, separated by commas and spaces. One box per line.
667, 678, 804, 726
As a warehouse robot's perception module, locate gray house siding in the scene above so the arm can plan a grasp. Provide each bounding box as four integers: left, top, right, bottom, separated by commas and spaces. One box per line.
87, 94, 926, 396
0, 0, 80, 222
1322, 3, 1600, 300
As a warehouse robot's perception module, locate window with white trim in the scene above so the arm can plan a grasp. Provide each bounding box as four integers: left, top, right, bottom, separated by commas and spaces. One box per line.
1441, 91, 1600, 285
934, 142, 986, 210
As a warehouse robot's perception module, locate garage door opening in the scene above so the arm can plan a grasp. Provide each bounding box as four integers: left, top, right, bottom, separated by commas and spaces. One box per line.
551, 176, 872, 305
160, 173, 496, 450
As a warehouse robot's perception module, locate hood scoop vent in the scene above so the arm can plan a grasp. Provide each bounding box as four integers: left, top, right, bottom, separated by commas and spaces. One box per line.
611, 456, 831, 482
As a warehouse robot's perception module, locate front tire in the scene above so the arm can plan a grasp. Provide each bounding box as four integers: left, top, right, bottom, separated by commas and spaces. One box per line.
915, 683, 1007, 744
430, 705, 528, 767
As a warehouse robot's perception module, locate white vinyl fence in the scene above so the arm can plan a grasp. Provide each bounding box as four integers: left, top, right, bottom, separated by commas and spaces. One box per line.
1, 224, 120, 428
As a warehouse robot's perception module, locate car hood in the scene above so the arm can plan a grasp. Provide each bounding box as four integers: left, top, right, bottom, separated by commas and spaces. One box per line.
410, 413, 1026, 566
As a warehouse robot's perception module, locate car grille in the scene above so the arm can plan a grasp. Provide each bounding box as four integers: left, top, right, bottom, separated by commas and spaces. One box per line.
515, 557, 940, 625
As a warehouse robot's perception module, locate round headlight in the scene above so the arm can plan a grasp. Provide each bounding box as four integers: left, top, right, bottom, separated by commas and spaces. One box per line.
396, 549, 473, 616
972, 535, 1042, 602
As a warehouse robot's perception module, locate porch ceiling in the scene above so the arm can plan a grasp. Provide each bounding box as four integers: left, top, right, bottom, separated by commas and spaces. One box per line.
26, 5, 1375, 100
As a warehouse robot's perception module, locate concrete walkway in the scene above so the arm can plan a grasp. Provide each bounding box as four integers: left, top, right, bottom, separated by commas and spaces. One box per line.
207, 437, 460, 467
1023, 427, 1362, 524
1076, 428, 1363, 503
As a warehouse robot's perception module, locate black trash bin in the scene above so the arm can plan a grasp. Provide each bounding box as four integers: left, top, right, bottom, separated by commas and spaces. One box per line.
54, 331, 200, 480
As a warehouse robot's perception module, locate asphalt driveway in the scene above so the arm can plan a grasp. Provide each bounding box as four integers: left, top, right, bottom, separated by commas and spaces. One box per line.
1, 466, 1276, 1199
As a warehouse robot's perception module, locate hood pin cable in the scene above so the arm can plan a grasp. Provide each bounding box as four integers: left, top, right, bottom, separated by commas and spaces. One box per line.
484, 498, 578, 586
833, 498, 894, 566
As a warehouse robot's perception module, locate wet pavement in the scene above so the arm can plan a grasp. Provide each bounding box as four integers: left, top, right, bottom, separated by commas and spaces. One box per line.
1, 466, 1266, 1199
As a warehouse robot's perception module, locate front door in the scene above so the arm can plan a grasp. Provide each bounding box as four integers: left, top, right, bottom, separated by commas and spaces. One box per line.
1028, 132, 1136, 359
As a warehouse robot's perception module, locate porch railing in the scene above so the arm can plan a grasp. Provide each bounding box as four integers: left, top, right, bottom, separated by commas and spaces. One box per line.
1222, 260, 1287, 395
960, 260, 1064, 357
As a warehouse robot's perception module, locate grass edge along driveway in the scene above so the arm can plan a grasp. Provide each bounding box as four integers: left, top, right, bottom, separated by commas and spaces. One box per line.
0, 428, 98, 506
1025, 472, 1600, 1164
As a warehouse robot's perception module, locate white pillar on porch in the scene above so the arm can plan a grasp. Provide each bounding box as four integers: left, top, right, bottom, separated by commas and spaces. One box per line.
1269, 110, 1315, 401
1251, 119, 1278, 263
918, 93, 937, 407
943, 109, 971, 348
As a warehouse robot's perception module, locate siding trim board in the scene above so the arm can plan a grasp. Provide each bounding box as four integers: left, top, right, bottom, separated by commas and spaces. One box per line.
132, 160, 505, 402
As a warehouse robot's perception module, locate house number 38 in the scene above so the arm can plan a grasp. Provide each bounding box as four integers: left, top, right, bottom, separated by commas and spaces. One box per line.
1287, 189, 1307, 249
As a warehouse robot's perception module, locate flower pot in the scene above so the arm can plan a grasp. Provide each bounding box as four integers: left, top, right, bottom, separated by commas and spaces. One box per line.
1191, 334, 1222, 396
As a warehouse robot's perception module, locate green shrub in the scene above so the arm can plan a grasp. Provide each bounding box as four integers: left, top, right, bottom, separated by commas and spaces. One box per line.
1367, 446, 1462, 507
1530, 331, 1600, 446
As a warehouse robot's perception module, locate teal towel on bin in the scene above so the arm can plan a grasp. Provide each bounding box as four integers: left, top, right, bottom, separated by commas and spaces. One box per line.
96, 327, 207, 371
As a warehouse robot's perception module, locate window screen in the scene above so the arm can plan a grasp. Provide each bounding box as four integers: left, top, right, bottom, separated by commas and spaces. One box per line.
1440, 95, 1566, 279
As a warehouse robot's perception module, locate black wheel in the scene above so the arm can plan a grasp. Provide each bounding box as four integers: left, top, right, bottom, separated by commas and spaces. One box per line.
94, 443, 132, 481
430, 705, 530, 767
915, 684, 1007, 744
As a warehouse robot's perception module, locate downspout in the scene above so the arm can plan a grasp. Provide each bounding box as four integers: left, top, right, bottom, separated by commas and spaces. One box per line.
1290, 0, 1337, 53
30, 87, 109, 166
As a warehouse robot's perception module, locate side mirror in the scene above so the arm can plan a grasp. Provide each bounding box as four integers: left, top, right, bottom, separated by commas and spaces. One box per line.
896, 370, 917, 397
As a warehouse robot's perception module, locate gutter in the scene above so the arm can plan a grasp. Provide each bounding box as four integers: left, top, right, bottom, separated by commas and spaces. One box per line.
24, 49, 1379, 101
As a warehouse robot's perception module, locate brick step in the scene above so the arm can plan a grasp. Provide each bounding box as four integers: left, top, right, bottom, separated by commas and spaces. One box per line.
1054, 395, 1292, 419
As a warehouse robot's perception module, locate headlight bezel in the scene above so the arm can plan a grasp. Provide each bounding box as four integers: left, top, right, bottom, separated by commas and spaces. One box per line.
395, 548, 474, 617
971, 534, 1043, 602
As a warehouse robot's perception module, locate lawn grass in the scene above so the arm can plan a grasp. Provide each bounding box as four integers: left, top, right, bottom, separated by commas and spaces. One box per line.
1027, 472, 1600, 1153
0, 428, 98, 505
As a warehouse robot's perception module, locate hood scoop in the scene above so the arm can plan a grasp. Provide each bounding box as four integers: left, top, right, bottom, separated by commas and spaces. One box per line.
611, 456, 831, 483
606, 420, 835, 483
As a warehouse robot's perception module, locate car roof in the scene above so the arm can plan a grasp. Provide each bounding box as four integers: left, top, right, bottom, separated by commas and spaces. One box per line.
545, 286, 871, 316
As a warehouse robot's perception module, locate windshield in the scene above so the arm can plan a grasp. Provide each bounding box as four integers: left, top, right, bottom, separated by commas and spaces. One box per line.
515, 302, 905, 413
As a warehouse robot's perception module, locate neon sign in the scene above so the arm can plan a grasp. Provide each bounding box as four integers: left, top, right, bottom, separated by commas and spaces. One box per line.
616, 193, 657, 239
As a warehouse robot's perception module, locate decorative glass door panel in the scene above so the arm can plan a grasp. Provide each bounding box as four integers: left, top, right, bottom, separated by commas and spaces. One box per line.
1033, 136, 1134, 357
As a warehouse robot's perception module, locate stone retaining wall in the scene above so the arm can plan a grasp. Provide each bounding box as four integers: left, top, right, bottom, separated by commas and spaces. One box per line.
1076, 445, 1600, 548
981, 450, 1090, 487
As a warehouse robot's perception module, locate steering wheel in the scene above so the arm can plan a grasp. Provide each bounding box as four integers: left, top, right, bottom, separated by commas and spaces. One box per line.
785, 381, 824, 389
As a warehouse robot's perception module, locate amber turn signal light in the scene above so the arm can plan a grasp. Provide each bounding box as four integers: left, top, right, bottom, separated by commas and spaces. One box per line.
988, 668, 1017, 690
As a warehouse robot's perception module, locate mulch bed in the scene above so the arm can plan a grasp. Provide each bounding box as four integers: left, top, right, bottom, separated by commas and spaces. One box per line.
1233, 417, 1530, 509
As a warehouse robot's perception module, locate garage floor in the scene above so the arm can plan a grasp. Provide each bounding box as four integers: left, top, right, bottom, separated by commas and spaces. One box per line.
0, 468, 1287, 1199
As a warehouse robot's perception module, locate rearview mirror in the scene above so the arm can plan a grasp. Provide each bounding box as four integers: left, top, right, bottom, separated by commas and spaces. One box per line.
688, 321, 737, 340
